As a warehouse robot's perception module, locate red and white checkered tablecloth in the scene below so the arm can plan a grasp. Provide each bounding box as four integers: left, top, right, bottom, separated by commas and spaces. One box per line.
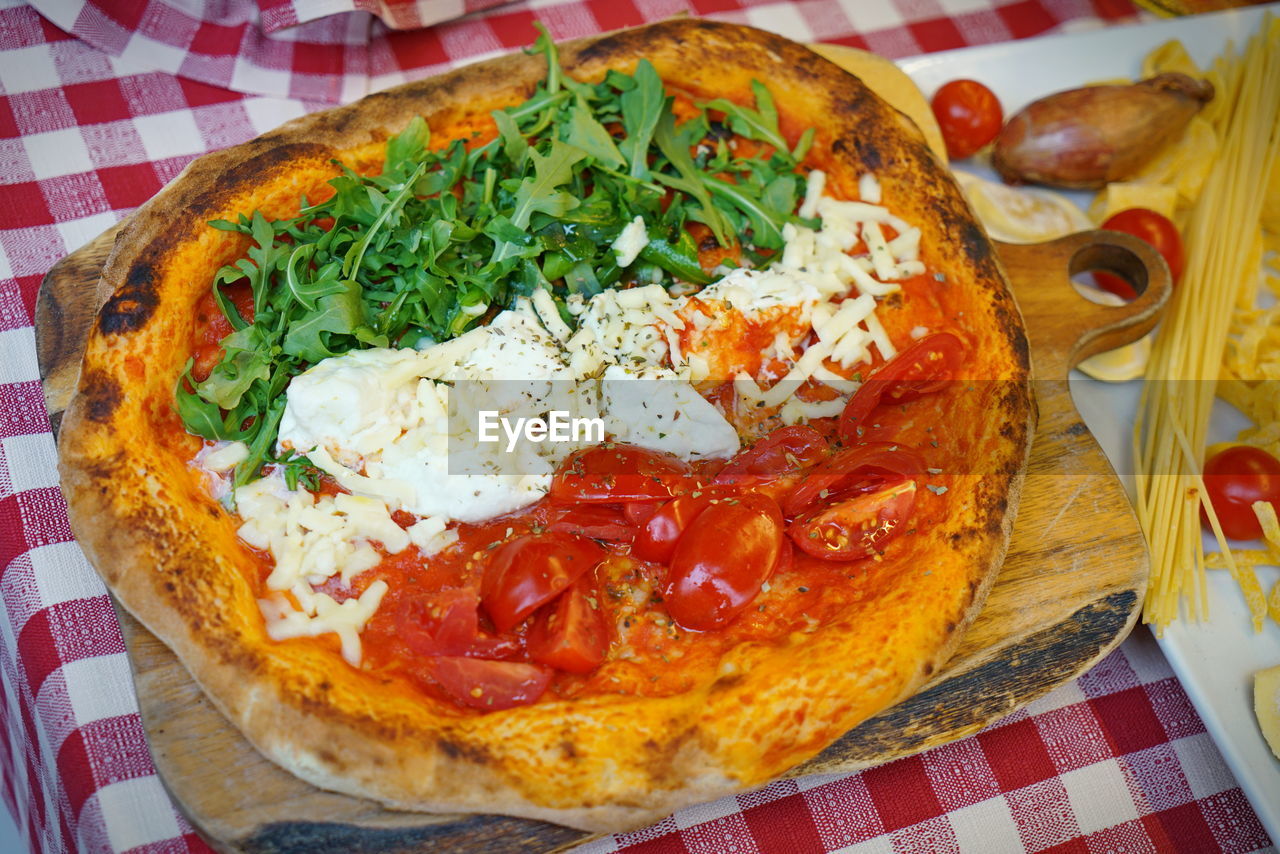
0, 0, 1274, 851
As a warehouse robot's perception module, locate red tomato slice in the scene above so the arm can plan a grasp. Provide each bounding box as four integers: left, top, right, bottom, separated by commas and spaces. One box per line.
550, 443, 698, 503
662, 493, 785, 631
527, 581, 608, 674
1200, 445, 1280, 541
632, 486, 741, 564
426, 657, 552, 710
789, 480, 918, 560
623, 501, 660, 526
781, 443, 925, 519
481, 532, 605, 632
714, 425, 830, 484
545, 504, 636, 543
1094, 208, 1184, 300
396, 587, 521, 659
838, 333, 965, 442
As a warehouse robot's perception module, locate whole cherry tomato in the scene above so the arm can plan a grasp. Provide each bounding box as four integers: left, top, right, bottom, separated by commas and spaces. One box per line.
662, 493, 785, 631
714, 425, 830, 484
425, 657, 551, 710
1200, 445, 1280, 541
931, 79, 1004, 160
481, 532, 605, 632
527, 580, 608, 674
789, 480, 918, 560
782, 442, 925, 519
838, 333, 965, 442
1094, 208, 1184, 300
632, 485, 741, 564
550, 443, 698, 503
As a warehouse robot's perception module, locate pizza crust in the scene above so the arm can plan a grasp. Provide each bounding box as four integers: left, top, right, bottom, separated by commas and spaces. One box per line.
59, 19, 1033, 832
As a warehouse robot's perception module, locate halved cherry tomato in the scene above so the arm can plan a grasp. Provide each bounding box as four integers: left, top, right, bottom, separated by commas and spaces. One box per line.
481, 532, 605, 632
931, 79, 1003, 160
545, 504, 635, 543
838, 333, 966, 442
789, 480, 918, 560
527, 581, 608, 674
1200, 445, 1280, 541
623, 501, 660, 526
714, 425, 830, 484
1094, 208, 1185, 300
550, 443, 699, 503
782, 442, 925, 519
632, 485, 741, 564
662, 493, 785, 631
396, 587, 521, 659
426, 657, 551, 710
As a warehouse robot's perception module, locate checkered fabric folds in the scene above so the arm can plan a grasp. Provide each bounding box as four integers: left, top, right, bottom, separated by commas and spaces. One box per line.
24, 0, 1150, 102
0, 0, 1273, 850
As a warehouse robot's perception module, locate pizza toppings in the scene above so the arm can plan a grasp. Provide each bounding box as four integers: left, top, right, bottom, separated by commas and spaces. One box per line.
178, 29, 972, 707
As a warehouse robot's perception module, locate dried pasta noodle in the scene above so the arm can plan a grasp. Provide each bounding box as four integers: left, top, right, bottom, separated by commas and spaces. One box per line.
1135, 15, 1280, 633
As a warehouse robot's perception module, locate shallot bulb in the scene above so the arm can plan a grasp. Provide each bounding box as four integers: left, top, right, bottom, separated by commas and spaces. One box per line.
992, 73, 1214, 190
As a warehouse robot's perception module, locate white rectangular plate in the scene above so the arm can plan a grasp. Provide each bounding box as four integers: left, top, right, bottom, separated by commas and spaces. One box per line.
895, 5, 1280, 841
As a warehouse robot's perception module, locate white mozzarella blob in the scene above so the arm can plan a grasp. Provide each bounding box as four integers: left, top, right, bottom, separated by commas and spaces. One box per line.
600, 365, 740, 461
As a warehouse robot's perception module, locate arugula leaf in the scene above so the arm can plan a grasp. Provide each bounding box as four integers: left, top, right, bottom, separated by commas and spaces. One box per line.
509, 141, 586, 230
283, 279, 367, 362
620, 60, 663, 179
491, 110, 530, 170
566, 97, 625, 170
653, 111, 733, 247
385, 116, 429, 178
197, 325, 271, 409
704, 80, 789, 153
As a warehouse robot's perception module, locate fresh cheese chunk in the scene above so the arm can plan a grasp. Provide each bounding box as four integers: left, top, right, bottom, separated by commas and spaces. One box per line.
601, 364, 740, 460
695, 266, 822, 313
235, 473, 409, 665
279, 348, 424, 465
259, 581, 388, 667
611, 215, 649, 267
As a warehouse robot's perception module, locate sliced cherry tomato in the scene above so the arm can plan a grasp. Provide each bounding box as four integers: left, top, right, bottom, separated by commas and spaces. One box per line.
1094, 208, 1185, 300
662, 493, 785, 631
714, 425, 830, 484
396, 587, 521, 659
782, 442, 925, 519
623, 501, 660, 526
632, 485, 741, 564
1200, 445, 1280, 541
838, 333, 965, 442
545, 504, 635, 543
481, 532, 605, 632
527, 581, 608, 674
550, 443, 698, 503
789, 480, 918, 560
931, 79, 1003, 160
426, 657, 552, 711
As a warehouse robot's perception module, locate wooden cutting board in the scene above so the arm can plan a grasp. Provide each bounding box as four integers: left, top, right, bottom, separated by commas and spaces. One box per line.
37, 226, 1168, 853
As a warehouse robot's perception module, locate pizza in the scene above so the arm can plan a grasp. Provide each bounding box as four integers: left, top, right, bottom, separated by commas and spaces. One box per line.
58, 19, 1033, 832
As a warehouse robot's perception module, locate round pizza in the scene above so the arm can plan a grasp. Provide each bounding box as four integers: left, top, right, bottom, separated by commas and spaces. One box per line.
58, 19, 1033, 832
